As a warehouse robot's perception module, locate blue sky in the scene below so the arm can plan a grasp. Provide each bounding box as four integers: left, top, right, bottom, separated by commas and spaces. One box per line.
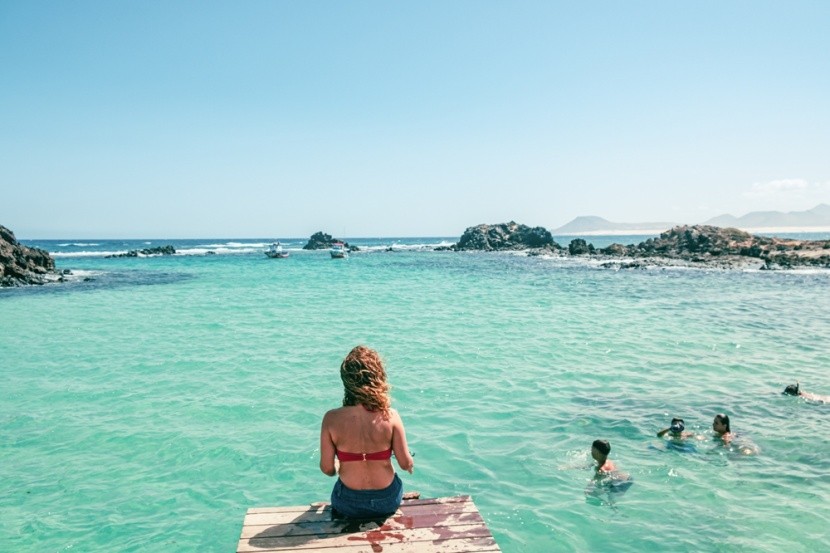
2, 1, 829, 238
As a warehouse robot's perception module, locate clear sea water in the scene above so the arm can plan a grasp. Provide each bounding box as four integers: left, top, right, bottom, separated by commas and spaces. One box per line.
2, 234, 829, 552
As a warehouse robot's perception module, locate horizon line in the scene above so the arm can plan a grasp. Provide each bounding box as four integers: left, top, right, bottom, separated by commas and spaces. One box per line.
17, 225, 830, 241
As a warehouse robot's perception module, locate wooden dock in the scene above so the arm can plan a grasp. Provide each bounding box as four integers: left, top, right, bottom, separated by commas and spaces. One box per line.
237, 494, 501, 552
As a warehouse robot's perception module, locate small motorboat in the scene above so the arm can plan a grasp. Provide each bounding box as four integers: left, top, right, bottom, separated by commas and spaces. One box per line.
330, 242, 348, 259
265, 242, 289, 258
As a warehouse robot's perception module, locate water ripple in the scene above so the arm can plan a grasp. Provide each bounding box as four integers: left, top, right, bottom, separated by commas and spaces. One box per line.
2, 252, 829, 551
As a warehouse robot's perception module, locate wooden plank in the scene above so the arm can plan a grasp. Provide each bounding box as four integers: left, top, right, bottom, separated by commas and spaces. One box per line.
247, 504, 330, 515
238, 524, 493, 552
237, 495, 500, 553
241, 510, 485, 539
242, 536, 501, 553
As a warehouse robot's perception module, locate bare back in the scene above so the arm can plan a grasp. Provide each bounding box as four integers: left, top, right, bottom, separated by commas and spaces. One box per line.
320, 405, 413, 489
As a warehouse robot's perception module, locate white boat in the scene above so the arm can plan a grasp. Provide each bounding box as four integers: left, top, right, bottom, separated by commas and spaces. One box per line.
330, 242, 348, 259
265, 242, 289, 258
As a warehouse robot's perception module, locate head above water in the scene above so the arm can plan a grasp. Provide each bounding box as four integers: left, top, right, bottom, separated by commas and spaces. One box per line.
592, 439, 611, 456
670, 418, 685, 434
340, 345, 391, 414
783, 383, 800, 396
713, 413, 731, 433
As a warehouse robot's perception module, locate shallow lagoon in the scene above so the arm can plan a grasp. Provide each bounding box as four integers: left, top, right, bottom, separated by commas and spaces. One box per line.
2, 238, 829, 552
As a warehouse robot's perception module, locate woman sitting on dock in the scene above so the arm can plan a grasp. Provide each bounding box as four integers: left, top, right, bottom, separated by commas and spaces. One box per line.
320, 346, 415, 519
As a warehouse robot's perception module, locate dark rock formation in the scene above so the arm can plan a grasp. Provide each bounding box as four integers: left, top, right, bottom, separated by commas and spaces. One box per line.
455, 222, 560, 251
588, 225, 830, 269
632, 225, 830, 267
600, 243, 633, 256
303, 232, 358, 251
106, 245, 176, 258
568, 238, 595, 255
303, 231, 336, 250
451, 222, 829, 269
635, 225, 755, 257
1, 224, 58, 286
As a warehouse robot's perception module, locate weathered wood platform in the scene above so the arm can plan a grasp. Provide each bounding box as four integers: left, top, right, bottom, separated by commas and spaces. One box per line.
237, 495, 501, 552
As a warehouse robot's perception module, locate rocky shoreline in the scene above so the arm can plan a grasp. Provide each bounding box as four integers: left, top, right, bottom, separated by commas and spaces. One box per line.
3, 221, 829, 288
447, 222, 830, 269
1, 225, 62, 286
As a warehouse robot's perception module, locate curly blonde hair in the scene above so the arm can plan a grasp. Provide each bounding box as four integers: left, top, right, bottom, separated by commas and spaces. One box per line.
341, 345, 391, 415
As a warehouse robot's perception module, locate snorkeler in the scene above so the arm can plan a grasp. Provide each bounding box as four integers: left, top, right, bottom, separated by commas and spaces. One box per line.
656, 417, 697, 452
783, 382, 801, 396
591, 439, 616, 473
783, 382, 829, 403
657, 417, 694, 439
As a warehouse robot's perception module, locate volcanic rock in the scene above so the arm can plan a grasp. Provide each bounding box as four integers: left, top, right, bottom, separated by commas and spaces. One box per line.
303, 232, 357, 251
455, 222, 560, 251
0, 225, 58, 286
106, 245, 176, 258
568, 238, 595, 255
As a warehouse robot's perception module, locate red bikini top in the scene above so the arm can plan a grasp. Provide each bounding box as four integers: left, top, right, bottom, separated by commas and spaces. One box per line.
336, 404, 393, 462
336, 448, 393, 462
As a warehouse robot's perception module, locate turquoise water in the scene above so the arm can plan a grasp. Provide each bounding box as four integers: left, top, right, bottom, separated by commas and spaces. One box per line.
2, 237, 829, 552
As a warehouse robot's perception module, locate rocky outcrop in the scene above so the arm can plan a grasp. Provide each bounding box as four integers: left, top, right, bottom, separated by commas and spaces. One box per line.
454, 222, 560, 251
106, 245, 176, 258
634, 225, 757, 257
302, 232, 358, 251
599, 243, 634, 256
568, 238, 595, 255
0, 225, 58, 286
599, 225, 830, 268
450, 222, 830, 269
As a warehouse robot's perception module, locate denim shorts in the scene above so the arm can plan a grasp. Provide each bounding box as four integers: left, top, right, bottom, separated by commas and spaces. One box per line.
330, 473, 403, 519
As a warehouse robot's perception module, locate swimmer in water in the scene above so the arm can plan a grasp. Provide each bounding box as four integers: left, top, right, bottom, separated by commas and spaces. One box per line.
657, 417, 694, 440
656, 417, 698, 452
712, 413, 732, 445
591, 439, 616, 473
710, 413, 759, 455
783, 382, 801, 396
588, 439, 633, 497
783, 382, 829, 403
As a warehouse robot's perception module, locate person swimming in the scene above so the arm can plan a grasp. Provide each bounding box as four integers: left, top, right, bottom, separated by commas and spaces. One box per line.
783, 382, 801, 396
657, 417, 694, 439
591, 439, 616, 473
656, 417, 697, 452
712, 413, 732, 445
783, 382, 829, 403
587, 439, 633, 498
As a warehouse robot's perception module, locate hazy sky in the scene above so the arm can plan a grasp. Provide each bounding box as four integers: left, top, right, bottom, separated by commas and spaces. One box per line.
2, 1, 829, 238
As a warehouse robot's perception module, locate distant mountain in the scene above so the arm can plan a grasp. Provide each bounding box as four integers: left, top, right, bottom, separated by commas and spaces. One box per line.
554, 204, 830, 235
704, 204, 830, 229
553, 216, 677, 235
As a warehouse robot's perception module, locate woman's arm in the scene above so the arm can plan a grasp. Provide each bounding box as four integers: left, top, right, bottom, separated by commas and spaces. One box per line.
319, 411, 337, 476
391, 410, 414, 474
656, 428, 669, 437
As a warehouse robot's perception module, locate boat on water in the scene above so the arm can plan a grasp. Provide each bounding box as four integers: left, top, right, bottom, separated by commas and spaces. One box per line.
265, 242, 289, 258
330, 242, 348, 259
